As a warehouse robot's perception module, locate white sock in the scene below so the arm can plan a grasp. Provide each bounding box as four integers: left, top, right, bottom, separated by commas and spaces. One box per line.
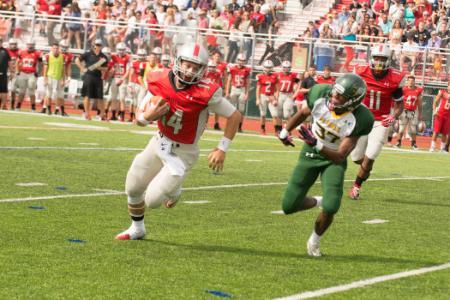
440, 143, 445, 150
314, 196, 323, 207
131, 219, 145, 232
431, 141, 436, 149
309, 230, 321, 244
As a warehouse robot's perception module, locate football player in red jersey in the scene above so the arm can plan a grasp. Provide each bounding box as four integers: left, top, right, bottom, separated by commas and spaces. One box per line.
315, 65, 335, 84
161, 54, 172, 70
256, 60, 279, 135
349, 44, 405, 200
115, 43, 241, 240
7, 38, 19, 110
16, 40, 42, 112
211, 51, 228, 130
108, 43, 131, 121
396, 75, 423, 149
204, 60, 222, 85
275, 61, 298, 128
430, 81, 450, 152
225, 53, 251, 132
128, 48, 148, 122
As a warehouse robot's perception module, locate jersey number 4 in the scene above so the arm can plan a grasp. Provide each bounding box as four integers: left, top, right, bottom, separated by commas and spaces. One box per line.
369, 90, 381, 110
162, 109, 183, 134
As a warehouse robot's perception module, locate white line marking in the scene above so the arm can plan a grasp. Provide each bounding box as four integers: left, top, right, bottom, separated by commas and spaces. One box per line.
246, 159, 263, 162
16, 182, 47, 187
0, 146, 142, 151
274, 262, 450, 300
2, 175, 449, 204
271, 210, 285, 215
202, 138, 220, 142
362, 219, 389, 224
79, 142, 99, 146
27, 137, 46, 141
92, 188, 122, 193
183, 200, 210, 204
44, 122, 110, 130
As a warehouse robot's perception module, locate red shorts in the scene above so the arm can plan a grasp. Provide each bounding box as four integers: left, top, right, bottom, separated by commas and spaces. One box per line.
433, 113, 450, 135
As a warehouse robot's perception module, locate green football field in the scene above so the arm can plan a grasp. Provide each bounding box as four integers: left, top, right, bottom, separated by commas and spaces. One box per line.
0, 111, 449, 299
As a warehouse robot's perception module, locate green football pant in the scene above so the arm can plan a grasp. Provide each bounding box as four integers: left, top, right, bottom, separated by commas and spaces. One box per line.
282, 150, 346, 215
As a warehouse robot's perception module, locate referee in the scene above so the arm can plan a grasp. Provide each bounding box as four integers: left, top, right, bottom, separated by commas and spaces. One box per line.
0, 37, 11, 110
75, 39, 108, 120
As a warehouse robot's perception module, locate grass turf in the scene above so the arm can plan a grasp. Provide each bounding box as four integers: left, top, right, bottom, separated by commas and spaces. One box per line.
0, 111, 449, 299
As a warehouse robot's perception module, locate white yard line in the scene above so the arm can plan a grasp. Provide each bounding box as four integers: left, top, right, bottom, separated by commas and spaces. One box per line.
1, 176, 449, 204
274, 262, 450, 300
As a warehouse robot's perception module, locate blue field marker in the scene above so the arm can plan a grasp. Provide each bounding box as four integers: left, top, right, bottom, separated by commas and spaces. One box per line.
28, 205, 45, 210
56, 186, 67, 191
67, 239, 86, 244
205, 290, 232, 298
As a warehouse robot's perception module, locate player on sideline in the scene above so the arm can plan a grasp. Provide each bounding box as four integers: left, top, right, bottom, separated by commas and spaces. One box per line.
275, 60, 298, 127
278, 73, 373, 256
395, 75, 423, 149
349, 44, 405, 200
225, 54, 251, 132
256, 60, 279, 135
115, 43, 241, 240
429, 81, 450, 152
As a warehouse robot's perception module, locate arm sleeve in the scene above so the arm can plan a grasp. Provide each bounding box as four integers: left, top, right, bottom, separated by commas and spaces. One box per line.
208, 88, 237, 117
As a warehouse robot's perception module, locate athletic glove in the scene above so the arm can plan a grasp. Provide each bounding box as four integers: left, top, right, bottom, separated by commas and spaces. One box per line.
381, 115, 396, 127
298, 124, 317, 147
278, 128, 295, 147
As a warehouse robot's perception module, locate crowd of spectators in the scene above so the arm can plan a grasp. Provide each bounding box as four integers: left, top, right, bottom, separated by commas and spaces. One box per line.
0, 0, 288, 64
298, 0, 450, 77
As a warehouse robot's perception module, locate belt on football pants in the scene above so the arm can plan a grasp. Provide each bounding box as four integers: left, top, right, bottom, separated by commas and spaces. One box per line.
158, 131, 180, 148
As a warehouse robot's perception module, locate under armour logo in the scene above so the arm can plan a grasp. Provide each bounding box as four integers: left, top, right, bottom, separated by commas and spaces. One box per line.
186, 95, 194, 101
305, 152, 315, 158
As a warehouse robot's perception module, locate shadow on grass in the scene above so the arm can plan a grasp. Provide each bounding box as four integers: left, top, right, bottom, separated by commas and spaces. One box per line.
145, 239, 435, 265
383, 198, 450, 208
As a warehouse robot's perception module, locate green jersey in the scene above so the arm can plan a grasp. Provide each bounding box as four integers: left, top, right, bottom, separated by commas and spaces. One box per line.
307, 84, 374, 151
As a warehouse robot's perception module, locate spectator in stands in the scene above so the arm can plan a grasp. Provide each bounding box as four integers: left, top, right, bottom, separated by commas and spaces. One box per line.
226, 19, 242, 63
298, 65, 316, 96
36, 0, 49, 37
162, 8, 176, 56
389, 0, 404, 21
337, 5, 350, 25
251, 4, 265, 32
414, 0, 432, 27
228, 0, 240, 12
75, 39, 109, 120
371, 0, 387, 18
404, 0, 416, 29
316, 65, 335, 84
240, 11, 255, 61
390, 19, 404, 41
340, 15, 358, 71
67, 2, 82, 49
378, 12, 393, 36
349, 0, 361, 13
358, 24, 372, 45
307, 21, 319, 39
356, 3, 373, 24
321, 14, 340, 35
437, 20, 450, 48
413, 21, 431, 47
319, 23, 335, 39
400, 33, 420, 72
47, 0, 62, 46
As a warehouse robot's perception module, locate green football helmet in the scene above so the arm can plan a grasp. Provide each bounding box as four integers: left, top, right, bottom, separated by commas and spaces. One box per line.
328, 73, 367, 115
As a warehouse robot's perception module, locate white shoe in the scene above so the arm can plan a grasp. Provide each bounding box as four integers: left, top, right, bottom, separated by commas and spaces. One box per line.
429, 148, 435, 152
307, 238, 322, 257
115, 227, 146, 240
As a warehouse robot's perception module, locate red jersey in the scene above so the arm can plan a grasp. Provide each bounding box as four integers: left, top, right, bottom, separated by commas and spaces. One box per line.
228, 65, 251, 88
111, 54, 130, 77
316, 75, 336, 84
355, 65, 405, 120
7, 49, 19, 65
130, 60, 146, 84
18, 50, 41, 73
63, 53, 73, 66
276, 72, 298, 93
436, 90, 450, 116
147, 70, 220, 144
204, 70, 222, 86
216, 61, 227, 75
402, 86, 423, 111
256, 73, 278, 96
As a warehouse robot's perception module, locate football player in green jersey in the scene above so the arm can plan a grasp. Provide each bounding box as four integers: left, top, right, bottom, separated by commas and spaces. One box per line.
278, 73, 374, 257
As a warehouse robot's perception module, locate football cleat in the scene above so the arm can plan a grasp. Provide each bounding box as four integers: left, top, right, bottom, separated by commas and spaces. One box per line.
349, 184, 360, 200
115, 228, 146, 240
307, 239, 322, 257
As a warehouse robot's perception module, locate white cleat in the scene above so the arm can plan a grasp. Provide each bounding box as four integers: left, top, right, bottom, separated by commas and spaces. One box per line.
115, 227, 146, 240
429, 148, 435, 152
307, 239, 322, 257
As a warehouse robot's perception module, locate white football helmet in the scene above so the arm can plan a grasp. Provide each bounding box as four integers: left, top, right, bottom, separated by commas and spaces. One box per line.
161, 54, 171, 62
26, 39, 35, 51
101, 47, 111, 58
173, 43, 209, 85
8, 38, 17, 50
417, 120, 426, 133
263, 60, 274, 73
370, 44, 391, 72
116, 42, 126, 55
281, 60, 291, 72
152, 47, 162, 56
59, 40, 69, 53
137, 48, 147, 60
237, 53, 246, 67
